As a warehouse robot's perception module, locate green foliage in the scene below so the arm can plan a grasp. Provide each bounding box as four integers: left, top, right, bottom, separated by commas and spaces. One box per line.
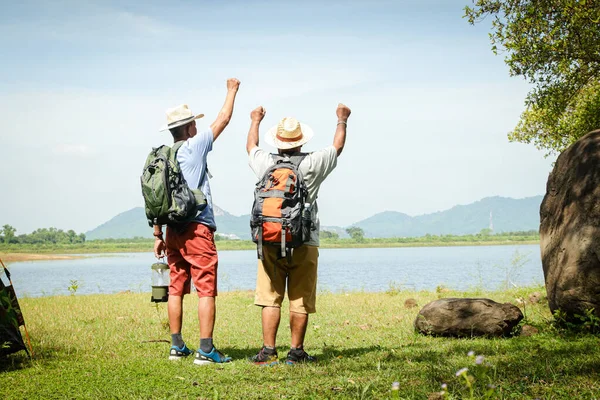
451, 352, 496, 400
477, 228, 492, 237
320, 230, 340, 239
465, 0, 600, 155
3, 226, 87, 245
67, 280, 79, 296
1, 224, 16, 244
345, 226, 365, 242
553, 308, 600, 334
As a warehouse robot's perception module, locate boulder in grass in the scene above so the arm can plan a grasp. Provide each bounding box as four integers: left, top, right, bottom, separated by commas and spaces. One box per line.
528, 292, 543, 304
520, 325, 539, 337
540, 129, 600, 321
404, 298, 418, 309
414, 298, 523, 337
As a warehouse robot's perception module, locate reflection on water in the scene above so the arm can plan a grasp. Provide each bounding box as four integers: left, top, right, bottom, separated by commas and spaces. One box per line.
4, 245, 543, 298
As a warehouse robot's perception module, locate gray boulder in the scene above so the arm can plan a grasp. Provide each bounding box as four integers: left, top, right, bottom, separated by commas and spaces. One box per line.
414, 298, 523, 337
540, 129, 600, 321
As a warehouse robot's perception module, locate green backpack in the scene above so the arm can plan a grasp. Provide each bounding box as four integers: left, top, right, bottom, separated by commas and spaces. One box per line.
140, 141, 207, 227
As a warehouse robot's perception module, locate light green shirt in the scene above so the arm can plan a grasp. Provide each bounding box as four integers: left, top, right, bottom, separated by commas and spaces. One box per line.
249, 146, 338, 246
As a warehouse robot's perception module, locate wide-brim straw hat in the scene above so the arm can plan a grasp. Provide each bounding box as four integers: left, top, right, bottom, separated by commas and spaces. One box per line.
265, 117, 314, 150
159, 104, 204, 132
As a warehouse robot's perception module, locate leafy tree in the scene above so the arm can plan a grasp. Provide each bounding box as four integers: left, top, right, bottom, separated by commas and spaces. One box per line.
345, 226, 365, 242
320, 230, 339, 240
478, 228, 493, 236
1, 224, 16, 244
0, 226, 86, 245
465, 0, 600, 155
67, 229, 77, 243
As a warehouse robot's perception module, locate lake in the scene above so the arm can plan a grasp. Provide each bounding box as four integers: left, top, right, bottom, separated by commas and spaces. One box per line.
3, 244, 544, 298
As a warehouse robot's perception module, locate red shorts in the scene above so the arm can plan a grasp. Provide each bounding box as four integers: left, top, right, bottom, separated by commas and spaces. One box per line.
166, 222, 218, 297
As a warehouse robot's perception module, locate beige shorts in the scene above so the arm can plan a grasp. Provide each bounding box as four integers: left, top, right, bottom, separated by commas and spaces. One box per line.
254, 245, 319, 314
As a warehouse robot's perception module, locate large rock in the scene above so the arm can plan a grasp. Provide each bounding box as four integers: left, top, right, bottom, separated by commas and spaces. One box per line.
541, 129, 600, 321
414, 298, 523, 337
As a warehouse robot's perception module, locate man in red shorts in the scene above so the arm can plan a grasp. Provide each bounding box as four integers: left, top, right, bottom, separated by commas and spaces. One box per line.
153, 78, 240, 364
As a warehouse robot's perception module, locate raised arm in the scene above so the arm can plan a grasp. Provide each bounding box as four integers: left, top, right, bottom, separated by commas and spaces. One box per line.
246, 106, 266, 154
210, 78, 240, 141
333, 103, 351, 156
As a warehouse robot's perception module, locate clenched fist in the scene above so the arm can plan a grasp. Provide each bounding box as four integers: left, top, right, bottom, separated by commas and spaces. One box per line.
251, 106, 266, 122
227, 78, 241, 92
336, 103, 351, 121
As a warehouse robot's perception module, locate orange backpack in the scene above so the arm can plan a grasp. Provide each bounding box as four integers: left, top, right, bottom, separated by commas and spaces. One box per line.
250, 155, 310, 259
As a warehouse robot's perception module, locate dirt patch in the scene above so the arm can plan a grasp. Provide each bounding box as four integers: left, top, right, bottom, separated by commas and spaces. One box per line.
0, 253, 80, 263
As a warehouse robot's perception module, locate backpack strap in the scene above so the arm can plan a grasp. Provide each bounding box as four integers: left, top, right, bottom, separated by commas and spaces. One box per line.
270, 153, 307, 167
173, 140, 209, 188
287, 154, 307, 167
172, 140, 185, 154
281, 221, 286, 258
257, 222, 264, 260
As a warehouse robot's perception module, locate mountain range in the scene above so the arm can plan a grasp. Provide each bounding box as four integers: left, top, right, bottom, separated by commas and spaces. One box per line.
86, 195, 543, 240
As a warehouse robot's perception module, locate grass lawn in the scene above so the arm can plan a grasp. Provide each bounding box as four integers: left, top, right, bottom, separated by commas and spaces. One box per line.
1, 286, 599, 399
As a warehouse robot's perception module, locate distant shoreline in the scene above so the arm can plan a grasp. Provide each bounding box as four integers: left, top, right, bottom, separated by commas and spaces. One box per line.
0, 253, 82, 263
0, 238, 540, 259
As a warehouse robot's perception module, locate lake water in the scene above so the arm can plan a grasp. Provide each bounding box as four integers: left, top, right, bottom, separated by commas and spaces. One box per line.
3, 245, 544, 298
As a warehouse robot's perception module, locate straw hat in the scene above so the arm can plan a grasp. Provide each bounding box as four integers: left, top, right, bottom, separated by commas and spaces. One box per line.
159, 104, 204, 132
265, 117, 314, 150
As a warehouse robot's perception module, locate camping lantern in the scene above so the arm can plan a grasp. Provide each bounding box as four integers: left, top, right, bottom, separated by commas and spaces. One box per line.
151, 262, 169, 303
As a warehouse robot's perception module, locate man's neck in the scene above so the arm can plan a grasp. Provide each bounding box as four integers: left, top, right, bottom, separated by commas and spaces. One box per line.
278, 147, 302, 156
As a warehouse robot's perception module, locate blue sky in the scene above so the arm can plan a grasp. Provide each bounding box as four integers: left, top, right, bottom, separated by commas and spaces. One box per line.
0, 1, 555, 234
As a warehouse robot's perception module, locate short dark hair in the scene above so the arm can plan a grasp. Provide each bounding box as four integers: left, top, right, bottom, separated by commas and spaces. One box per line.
169, 123, 189, 140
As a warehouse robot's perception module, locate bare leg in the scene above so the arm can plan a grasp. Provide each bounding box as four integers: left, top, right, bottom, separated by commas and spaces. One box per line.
262, 306, 281, 347
198, 296, 216, 338
168, 295, 183, 334
290, 311, 308, 348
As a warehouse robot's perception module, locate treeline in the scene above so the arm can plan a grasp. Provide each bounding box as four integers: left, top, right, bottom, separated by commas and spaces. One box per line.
0, 225, 540, 255
321, 227, 539, 242
0, 225, 86, 244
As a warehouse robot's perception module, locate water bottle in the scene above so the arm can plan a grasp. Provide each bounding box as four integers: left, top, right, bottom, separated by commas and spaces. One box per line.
302, 203, 312, 241
391, 382, 400, 399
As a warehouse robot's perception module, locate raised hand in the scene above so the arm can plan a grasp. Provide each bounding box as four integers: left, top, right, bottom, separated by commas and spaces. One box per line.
336, 103, 351, 121
227, 78, 241, 92
251, 106, 266, 123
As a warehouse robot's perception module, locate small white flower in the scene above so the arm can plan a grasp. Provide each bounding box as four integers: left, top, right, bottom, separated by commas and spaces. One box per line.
441, 383, 447, 390
467, 350, 475, 357
475, 355, 485, 365
455, 367, 469, 376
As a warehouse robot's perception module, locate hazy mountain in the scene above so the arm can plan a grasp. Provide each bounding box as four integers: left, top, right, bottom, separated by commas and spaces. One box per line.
86, 196, 542, 240
86, 205, 251, 240
352, 196, 542, 237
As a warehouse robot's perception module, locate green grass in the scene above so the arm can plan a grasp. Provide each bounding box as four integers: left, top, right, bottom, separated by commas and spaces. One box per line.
0, 234, 539, 255
2, 286, 598, 399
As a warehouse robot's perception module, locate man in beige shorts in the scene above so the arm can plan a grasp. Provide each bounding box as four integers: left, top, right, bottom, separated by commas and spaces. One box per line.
245, 103, 351, 365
